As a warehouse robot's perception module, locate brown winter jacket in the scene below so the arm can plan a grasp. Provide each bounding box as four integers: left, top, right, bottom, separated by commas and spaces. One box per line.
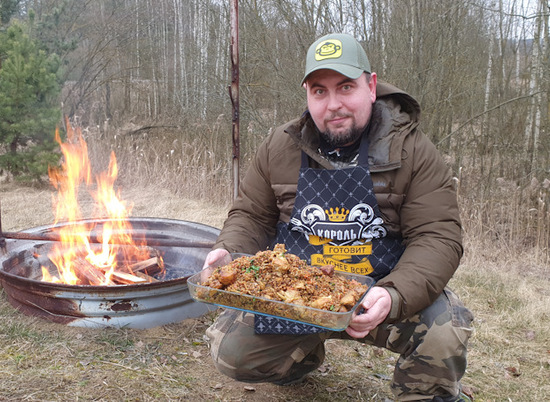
213, 81, 463, 322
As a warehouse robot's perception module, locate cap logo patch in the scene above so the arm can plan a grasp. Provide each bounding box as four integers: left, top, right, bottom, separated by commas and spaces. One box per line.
315, 39, 342, 61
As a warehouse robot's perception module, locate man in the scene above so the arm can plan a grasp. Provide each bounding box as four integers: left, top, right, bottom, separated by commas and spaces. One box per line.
203, 33, 473, 401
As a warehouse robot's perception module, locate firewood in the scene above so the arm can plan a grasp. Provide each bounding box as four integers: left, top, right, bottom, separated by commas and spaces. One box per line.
127, 256, 163, 278
34, 268, 55, 282
38, 249, 164, 285
110, 270, 148, 284
133, 271, 159, 283
74, 260, 145, 285
128, 257, 161, 273
74, 256, 115, 285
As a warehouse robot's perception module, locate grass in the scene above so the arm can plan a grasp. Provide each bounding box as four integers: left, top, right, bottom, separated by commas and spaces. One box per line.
449, 237, 550, 401
0, 127, 549, 400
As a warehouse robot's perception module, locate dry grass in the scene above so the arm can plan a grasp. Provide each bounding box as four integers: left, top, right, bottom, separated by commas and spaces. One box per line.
1, 155, 549, 400
450, 239, 550, 400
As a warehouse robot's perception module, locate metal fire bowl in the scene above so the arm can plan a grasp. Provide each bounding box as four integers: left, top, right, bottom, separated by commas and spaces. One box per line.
0, 218, 219, 329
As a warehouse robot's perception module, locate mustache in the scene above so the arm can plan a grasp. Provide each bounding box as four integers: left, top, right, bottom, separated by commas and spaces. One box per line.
325, 112, 352, 122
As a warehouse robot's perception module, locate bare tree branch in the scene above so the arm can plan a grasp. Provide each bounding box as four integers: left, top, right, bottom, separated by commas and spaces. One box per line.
437, 91, 545, 146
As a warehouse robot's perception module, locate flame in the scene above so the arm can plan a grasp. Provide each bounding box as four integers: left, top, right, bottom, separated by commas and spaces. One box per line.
41, 120, 163, 285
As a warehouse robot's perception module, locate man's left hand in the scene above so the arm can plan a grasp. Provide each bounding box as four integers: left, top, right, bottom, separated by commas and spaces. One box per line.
345, 286, 391, 339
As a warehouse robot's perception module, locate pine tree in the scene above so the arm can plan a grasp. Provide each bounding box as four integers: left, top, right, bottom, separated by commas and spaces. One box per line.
0, 0, 20, 25
0, 21, 61, 183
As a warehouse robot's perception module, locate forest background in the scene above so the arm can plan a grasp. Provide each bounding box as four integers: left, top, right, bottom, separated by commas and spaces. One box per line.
0, 0, 549, 400
1, 0, 549, 255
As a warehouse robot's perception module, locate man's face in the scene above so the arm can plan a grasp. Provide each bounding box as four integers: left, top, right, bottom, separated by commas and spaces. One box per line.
304, 69, 377, 147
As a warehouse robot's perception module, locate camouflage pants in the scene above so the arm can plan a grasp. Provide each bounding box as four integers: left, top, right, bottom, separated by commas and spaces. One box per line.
205, 288, 474, 401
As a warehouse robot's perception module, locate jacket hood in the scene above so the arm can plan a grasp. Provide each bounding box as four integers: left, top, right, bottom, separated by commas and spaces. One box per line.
367, 81, 421, 171
375, 80, 420, 120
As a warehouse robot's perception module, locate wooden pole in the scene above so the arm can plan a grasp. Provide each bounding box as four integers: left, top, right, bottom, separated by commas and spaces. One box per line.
229, 0, 240, 200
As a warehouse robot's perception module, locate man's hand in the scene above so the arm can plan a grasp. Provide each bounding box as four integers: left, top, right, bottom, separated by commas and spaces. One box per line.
345, 286, 392, 339
203, 248, 231, 268
201, 248, 232, 281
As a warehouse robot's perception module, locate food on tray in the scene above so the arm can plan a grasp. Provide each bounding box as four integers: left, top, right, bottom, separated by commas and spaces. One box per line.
198, 244, 369, 315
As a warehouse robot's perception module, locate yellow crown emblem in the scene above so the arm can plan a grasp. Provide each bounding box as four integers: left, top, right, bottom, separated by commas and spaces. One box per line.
325, 207, 349, 222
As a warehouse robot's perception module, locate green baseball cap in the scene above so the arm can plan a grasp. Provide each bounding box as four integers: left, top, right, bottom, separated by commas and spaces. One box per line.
301, 33, 371, 85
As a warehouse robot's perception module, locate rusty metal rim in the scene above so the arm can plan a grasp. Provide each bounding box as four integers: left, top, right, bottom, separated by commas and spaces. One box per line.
1, 216, 216, 248
0, 217, 219, 328
0, 265, 191, 292
0, 274, 210, 327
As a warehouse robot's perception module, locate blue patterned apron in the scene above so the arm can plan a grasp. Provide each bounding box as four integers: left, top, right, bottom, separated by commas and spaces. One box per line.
254, 137, 405, 334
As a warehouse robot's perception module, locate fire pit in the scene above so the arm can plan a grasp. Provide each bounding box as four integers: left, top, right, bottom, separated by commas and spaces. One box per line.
0, 217, 218, 328
0, 121, 223, 329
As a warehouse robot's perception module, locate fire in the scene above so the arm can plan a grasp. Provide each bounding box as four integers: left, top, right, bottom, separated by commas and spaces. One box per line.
41, 120, 163, 285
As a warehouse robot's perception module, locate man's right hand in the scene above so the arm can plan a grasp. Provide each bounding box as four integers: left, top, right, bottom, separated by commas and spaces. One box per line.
201, 248, 232, 281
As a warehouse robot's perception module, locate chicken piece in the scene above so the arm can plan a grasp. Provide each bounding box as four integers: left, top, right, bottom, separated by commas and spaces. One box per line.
351, 284, 368, 298
318, 264, 335, 277
276, 289, 304, 304
272, 255, 291, 272
285, 253, 306, 268
339, 291, 357, 308
218, 266, 238, 286
310, 296, 333, 310
273, 243, 287, 254
206, 278, 223, 289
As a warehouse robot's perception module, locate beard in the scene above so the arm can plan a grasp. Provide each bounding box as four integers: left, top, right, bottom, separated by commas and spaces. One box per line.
319, 121, 365, 148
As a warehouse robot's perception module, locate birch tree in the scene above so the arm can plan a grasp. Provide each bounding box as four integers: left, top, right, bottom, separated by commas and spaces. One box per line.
523, 0, 548, 173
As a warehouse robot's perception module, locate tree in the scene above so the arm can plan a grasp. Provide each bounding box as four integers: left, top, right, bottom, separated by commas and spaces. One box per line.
0, 22, 61, 183
0, 0, 20, 25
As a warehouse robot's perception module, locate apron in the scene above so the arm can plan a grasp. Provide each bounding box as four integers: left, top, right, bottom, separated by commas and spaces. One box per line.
254, 137, 405, 334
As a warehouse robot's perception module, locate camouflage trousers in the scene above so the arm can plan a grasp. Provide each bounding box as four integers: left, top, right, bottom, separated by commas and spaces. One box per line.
205, 288, 474, 401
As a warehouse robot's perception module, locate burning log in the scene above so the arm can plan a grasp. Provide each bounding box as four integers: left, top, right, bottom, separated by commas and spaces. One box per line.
109, 270, 148, 284
35, 246, 165, 286
38, 255, 117, 285
128, 256, 163, 276
81, 250, 164, 285
133, 271, 159, 282
128, 256, 160, 272
75, 256, 116, 286
37, 260, 160, 285
107, 254, 164, 285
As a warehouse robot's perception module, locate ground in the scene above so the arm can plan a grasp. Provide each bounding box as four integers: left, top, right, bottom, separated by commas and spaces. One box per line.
1, 182, 549, 401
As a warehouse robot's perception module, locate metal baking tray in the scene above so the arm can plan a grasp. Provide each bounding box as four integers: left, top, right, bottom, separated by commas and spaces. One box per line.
187, 269, 375, 331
